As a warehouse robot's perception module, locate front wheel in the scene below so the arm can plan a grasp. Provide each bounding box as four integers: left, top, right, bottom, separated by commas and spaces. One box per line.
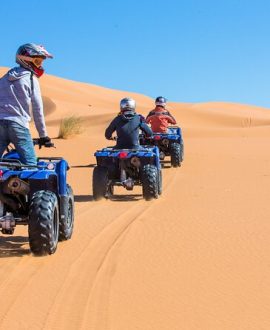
141, 164, 158, 201
28, 190, 59, 255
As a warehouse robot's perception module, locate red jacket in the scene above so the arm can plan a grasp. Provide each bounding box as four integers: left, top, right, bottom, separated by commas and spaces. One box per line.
146, 106, 176, 133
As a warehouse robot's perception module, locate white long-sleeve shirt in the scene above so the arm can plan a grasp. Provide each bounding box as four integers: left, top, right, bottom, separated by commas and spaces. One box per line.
0, 66, 47, 137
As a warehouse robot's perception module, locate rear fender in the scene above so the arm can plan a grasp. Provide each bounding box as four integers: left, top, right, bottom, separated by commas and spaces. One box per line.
152, 146, 161, 169
167, 127, 182, 143
29, 175, 58, 197
55, 160, 68, 196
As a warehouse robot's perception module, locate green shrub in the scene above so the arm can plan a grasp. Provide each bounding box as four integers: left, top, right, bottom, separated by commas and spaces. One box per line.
58, 116, 83, 139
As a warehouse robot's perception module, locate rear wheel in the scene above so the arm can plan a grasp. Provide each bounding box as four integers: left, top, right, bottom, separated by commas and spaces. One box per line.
180, 142, 184, 162
93, 166, 109, 201
28, 190, 59, 255
170, 142, 181, 167
59, 184, 74, 241
108, 183, 114, 196
141, 164, 158, 201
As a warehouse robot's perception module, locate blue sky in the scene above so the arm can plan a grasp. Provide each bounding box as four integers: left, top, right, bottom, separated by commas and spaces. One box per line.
1, 0, 270, 107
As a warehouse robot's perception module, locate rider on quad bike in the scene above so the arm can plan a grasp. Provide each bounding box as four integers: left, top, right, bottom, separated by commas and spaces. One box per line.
105, 97, 153, 148
0, 139, 74, 255
146, 96, 177, 133
94, 98, 161, 201
0, 43, 53, 166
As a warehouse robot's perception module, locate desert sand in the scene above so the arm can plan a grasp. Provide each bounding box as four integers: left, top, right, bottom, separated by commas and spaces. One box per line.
0, 67, 270, 330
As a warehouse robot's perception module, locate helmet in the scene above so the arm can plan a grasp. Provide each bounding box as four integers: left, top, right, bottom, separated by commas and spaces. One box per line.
120, 97, 136, 112
119, 98, 136, 120
155, 96, 167, 107
16, 43, 53, 78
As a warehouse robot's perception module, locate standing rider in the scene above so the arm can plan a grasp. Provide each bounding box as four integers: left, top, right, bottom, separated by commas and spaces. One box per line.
146, 96, 177, 133
0, 43, 53, 166
105, 97, 153, 149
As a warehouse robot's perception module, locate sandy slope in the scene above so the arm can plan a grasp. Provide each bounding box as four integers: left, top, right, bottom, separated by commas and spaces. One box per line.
0, 67, 270, 330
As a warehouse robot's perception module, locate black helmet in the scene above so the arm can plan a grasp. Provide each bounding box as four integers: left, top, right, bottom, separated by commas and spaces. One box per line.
155, 96, 167, 107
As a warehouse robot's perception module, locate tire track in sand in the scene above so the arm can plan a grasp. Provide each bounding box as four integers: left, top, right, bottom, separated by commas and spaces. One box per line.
42, 166, 179, 330
41, 201, 153, 330
80, 166, 181, 330
0, 164, 179, 330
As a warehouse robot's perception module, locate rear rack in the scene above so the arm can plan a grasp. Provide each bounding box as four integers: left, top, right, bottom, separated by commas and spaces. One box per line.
37, 157, 63, 161
100, 147, 152, 152
0, 158, 22, 165
0, 158, 38, 170
0, 157, 65, 171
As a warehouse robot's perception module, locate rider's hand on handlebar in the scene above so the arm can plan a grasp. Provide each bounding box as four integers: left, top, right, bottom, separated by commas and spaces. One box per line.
38, 136, 54, 149
39, 136, 51, 144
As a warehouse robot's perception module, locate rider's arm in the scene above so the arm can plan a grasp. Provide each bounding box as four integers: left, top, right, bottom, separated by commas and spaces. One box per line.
145, 115, 152, 124
140, 121, 153, 137
105, 118, 117, 139
31, 76, 48, 138
166, 111, 177, 123
139, 114, 146, 122
166, 114, 177, 125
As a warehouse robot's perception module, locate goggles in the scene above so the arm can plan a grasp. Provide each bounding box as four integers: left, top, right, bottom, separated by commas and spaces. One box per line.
18, 55, 44, 68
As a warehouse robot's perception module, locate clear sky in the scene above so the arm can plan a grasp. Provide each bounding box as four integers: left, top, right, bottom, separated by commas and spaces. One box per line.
1, 0, 270, 107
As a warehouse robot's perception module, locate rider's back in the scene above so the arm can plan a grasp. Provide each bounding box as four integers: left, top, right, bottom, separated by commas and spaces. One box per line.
146, 106, 176, 133
105, 112, 152, 149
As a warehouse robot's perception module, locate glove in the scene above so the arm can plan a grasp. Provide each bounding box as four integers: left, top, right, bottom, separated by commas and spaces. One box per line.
39, 136, 52, 146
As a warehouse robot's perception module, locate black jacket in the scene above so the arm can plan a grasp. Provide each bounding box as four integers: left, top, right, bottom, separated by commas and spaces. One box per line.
105, 112, 152, 149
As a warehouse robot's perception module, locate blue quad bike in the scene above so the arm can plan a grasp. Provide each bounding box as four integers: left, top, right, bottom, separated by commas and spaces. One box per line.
139, 126, 184, 167
93, 144, 162, 201
0, 139, 74, 255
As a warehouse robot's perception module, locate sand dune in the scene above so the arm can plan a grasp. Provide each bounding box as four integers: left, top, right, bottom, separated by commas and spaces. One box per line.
1, 67, 270, 330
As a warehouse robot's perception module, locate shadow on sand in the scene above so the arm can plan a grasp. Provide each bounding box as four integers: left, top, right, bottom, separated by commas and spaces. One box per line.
109, 194, 142, 202
71, 164, 96, 168
161, 160, 172, 169
74, 194, 141, 202
74, 195, 94, 202
0, 236, 30, 258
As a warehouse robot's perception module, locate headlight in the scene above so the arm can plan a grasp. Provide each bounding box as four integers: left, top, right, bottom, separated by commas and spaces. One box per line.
47, 162, 55, 170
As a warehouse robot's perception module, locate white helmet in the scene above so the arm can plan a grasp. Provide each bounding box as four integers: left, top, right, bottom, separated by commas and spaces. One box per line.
120, 97, 136, 112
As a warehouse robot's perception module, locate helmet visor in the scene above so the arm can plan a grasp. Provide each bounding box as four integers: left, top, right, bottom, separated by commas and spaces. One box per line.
17, 55, 44, 68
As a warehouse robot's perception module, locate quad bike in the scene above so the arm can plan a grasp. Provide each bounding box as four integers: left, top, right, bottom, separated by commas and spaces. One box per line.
0, 139, 74, 256
93, 141, 162, 201
139, 126, 184, 167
